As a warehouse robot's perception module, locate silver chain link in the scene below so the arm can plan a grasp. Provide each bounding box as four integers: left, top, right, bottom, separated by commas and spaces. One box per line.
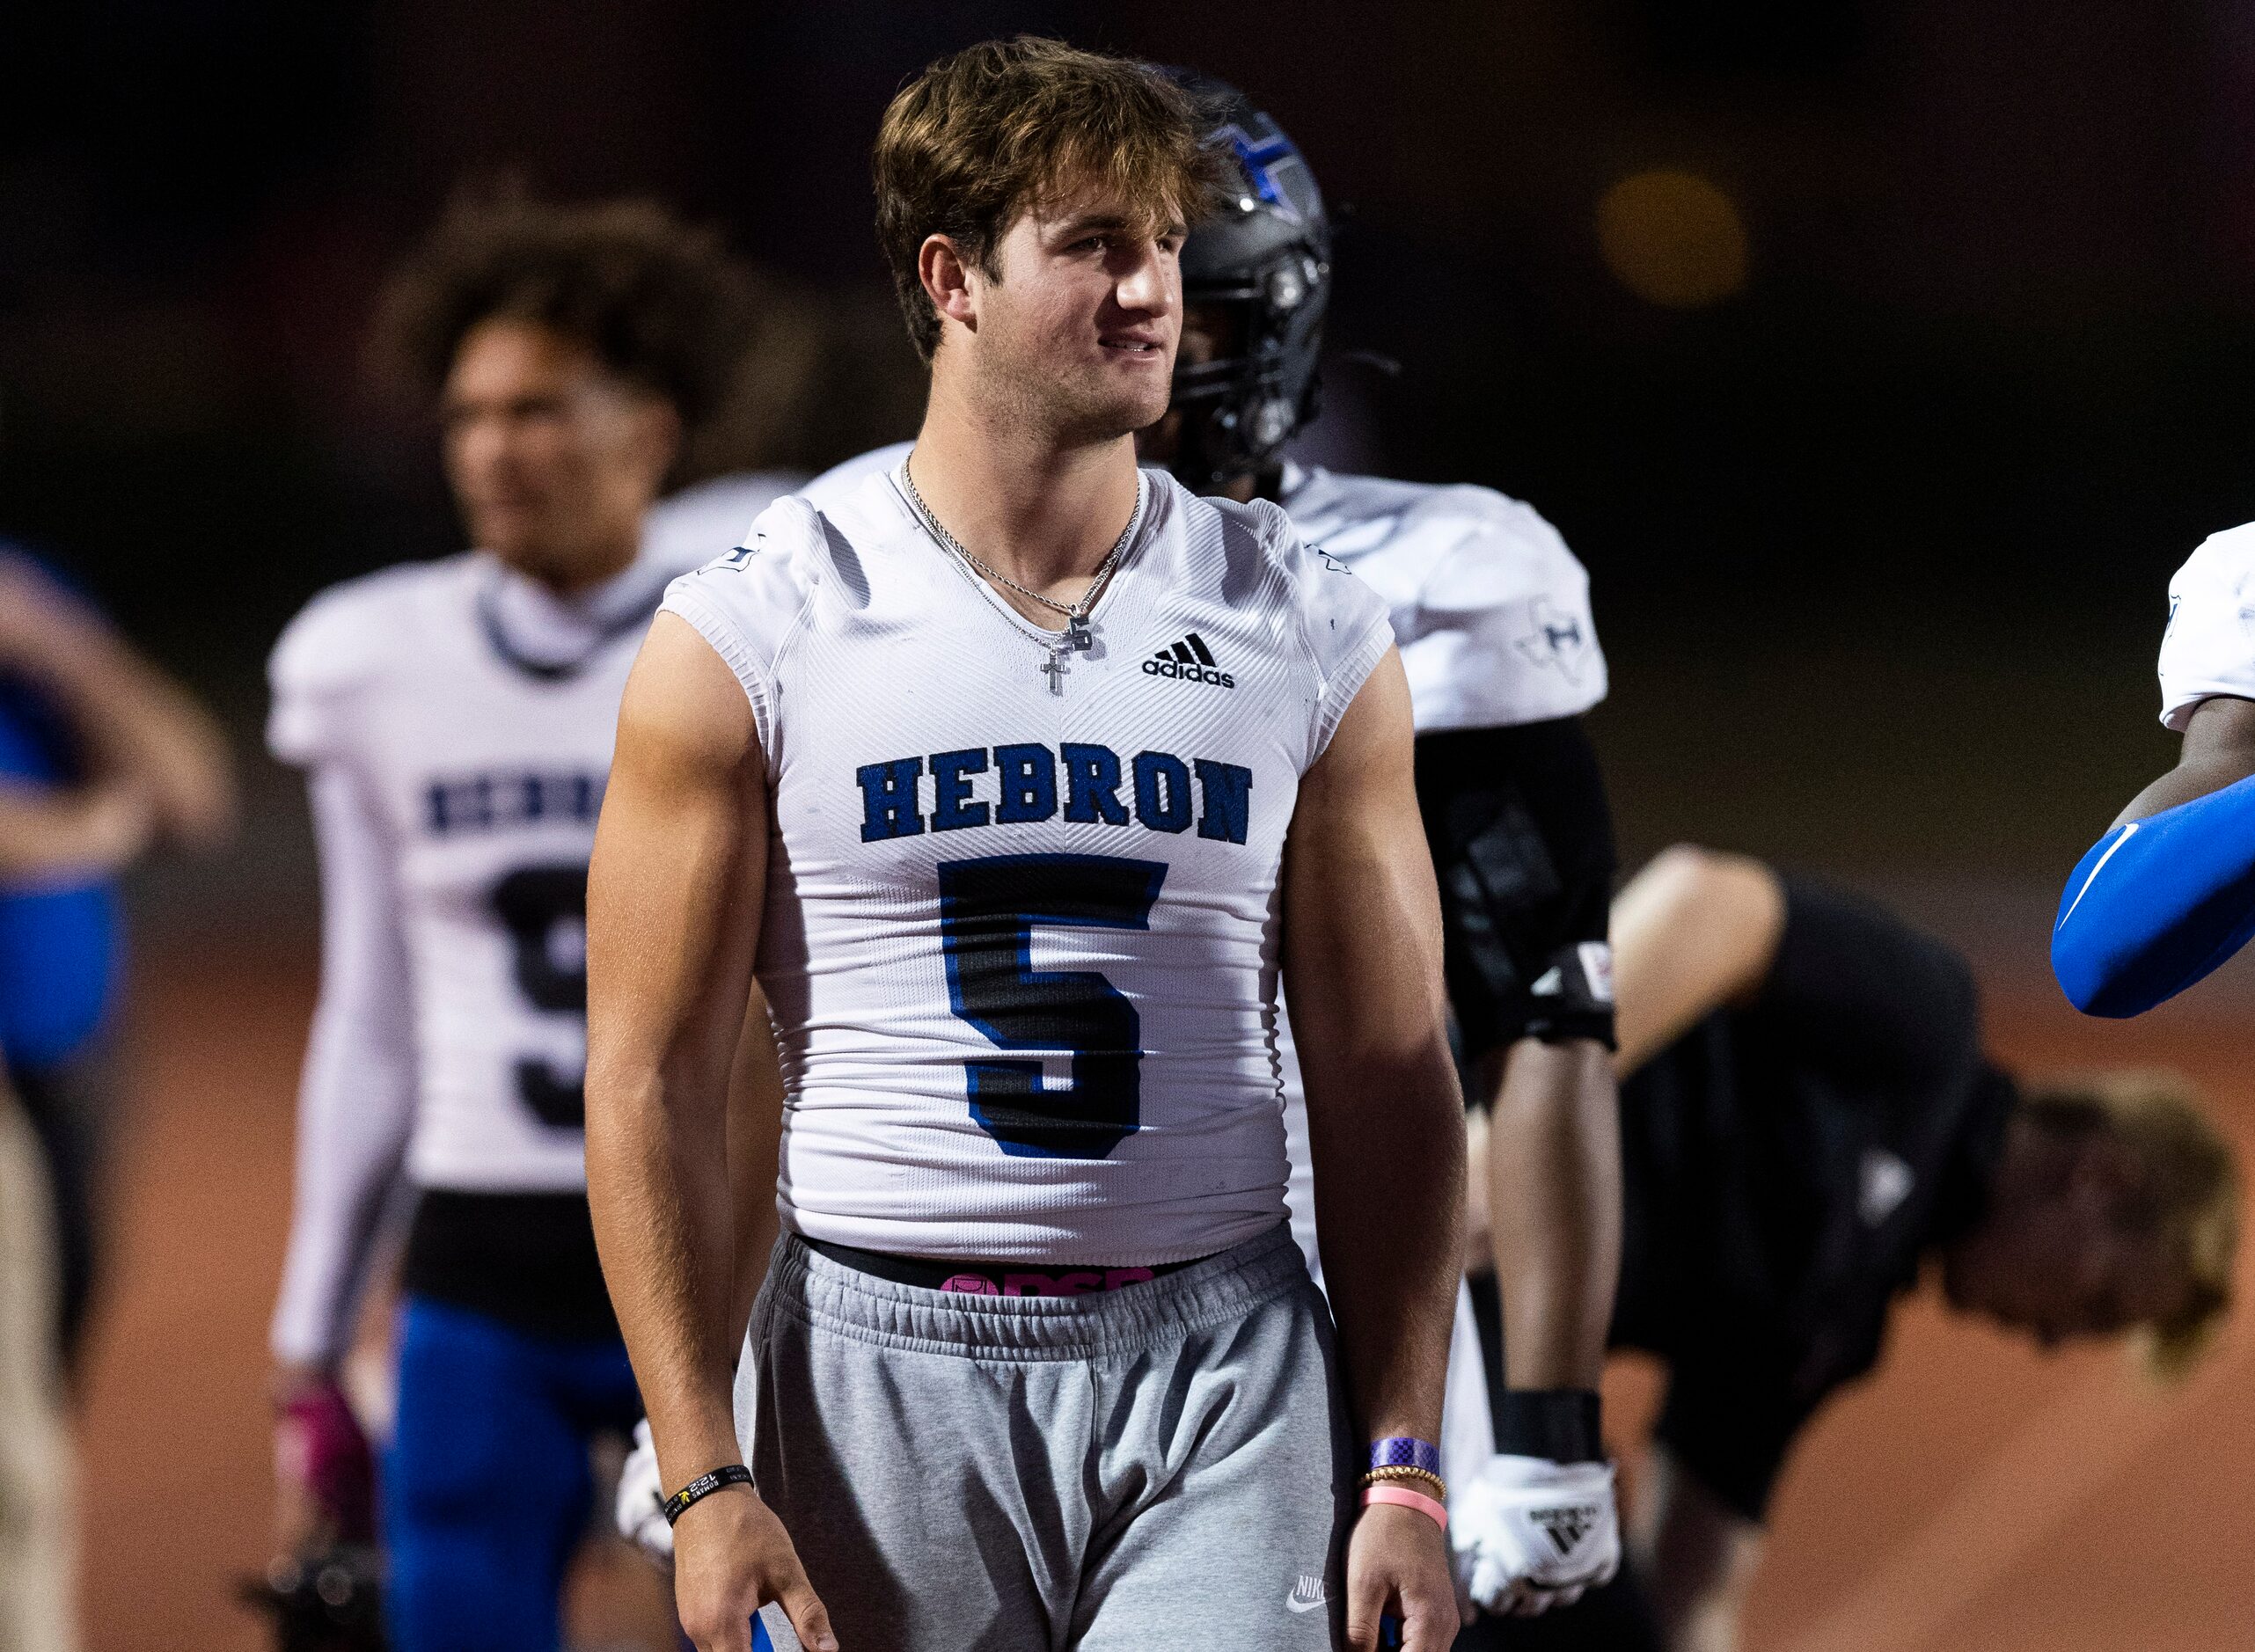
901, 462, 1139, 647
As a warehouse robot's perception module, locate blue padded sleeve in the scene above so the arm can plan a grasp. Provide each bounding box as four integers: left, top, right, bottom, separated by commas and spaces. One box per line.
2053, 771, 2255, 1016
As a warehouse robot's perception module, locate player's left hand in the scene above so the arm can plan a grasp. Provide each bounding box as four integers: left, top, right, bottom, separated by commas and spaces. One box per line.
271, 1370, 376, 1554
616, 1418, 674, 1569
1344, 1500, 1457, 1651
1452, 1452, 1620, 1616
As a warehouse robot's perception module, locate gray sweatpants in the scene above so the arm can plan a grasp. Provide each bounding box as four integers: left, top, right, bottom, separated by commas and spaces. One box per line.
736, 1224, 1352, 1650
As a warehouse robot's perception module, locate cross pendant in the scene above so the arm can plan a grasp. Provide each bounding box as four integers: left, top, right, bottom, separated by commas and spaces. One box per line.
1041, 650, 1068, 695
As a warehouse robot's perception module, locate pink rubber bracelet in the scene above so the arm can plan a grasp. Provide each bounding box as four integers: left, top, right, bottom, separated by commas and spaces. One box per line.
1362, 1482, 1448, 1531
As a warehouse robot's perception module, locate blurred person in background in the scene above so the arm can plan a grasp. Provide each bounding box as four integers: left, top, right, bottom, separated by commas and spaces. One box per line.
263, 189, 793, 1652
0, 1064, 72, 1652
780, 73, 1627, 1623
1459, 845, 2238, 1652
1146, 77, 1626, 1622
0, 567, 231, 1652
0, 548, 237, 1378
2054, 520, 2255, 1015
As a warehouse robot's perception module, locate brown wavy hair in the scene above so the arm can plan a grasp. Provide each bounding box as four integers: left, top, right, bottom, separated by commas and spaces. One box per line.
872, 37, 1224, 361
371, 186, 758, 470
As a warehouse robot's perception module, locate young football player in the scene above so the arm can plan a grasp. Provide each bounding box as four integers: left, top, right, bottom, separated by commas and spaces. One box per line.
1150, 78, 1626, 1620
778, 77, 1626, 1622
265, 192, 791, 1652
587, 40, 1465, 1652
1464, 844, 2237, 1650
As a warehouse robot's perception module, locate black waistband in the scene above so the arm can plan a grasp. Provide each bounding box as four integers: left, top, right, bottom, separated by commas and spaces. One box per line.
802, 1237, 1209, 1294
402, 1188, 619, 1343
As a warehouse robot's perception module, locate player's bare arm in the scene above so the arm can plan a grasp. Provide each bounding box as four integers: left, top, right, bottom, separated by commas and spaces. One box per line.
0, 547, 238, 852
1589, 845, 1783, 1646
0, 786, 152, 880
0, 552, 238, 872
2113, 692, 2255, 824
1484, 1039, 1617, 1384
584, 613, 836, 1652
1609, 844, 1787, 1074
1285, 647, 1465, 1652
1465, 844, 1784, 1263
725, 983, 787, 1347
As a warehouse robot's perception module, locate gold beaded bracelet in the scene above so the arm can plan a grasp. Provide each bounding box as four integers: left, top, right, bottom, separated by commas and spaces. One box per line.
1359, 1464, 1447, 1502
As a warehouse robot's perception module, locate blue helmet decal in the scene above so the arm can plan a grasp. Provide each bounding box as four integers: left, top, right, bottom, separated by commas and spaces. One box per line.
1214, 123, 1304, 223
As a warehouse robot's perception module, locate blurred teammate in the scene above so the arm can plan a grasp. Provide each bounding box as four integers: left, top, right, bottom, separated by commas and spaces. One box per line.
1460, 845, 2237, 1651
0, 546, 233, 1652
265, 192, 788, 1652
0, 1066, 70, 1652
1151, 77, 1625, 1620
0, 550, 236, 1372
787, 76, 1626, 1619
2053, 522, 2255, 1012
588, 39, 1463, 1652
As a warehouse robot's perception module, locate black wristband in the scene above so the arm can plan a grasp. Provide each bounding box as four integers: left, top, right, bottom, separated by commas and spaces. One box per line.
1494, 1387, 1603, 1464
662, 1464, 754, 1525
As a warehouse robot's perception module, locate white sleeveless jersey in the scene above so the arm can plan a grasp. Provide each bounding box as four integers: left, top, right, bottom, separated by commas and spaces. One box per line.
797, 448, 1607, 1265
803, 445, 1604, 732
2158, 523, 2255, 730
662, 462, 1392, 1263
270, 552, 682, 1192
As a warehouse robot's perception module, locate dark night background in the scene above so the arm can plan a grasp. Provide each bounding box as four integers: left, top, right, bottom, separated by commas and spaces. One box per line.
7, 0, 2252, 925
16, 13, 2255, 1649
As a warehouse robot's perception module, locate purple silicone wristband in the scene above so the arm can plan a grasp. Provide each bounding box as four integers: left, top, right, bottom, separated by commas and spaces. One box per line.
1367, 1436, 1442, 1475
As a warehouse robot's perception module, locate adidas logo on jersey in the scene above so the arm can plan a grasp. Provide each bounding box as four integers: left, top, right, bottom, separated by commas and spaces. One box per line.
1144, 632, 1234, 689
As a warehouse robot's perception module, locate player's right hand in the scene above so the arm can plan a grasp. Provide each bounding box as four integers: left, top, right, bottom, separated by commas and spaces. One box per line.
671, 1478, 838, 1652
1344, 1499, 1458, 1651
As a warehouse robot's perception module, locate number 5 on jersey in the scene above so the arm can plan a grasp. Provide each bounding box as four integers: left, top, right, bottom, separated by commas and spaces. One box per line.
938, 853, 1166, 1159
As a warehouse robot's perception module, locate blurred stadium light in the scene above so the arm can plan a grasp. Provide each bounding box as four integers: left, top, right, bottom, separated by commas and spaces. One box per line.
1595, 170, 1751, 308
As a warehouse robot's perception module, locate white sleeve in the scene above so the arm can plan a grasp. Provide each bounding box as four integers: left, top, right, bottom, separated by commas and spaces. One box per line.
269, 765, 417, 1367
267, 579, 391, 769
657, 494, 830, 754
2158, 526, 2255, 730
1404, 499, 1607, 731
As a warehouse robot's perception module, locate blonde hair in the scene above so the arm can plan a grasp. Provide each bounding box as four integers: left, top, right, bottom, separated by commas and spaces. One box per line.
872, 37, 1223, 360
2023, 1071, 2239, 1381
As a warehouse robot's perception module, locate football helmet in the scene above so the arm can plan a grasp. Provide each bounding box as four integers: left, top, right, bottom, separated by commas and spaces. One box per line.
1167, 74, 1332, 489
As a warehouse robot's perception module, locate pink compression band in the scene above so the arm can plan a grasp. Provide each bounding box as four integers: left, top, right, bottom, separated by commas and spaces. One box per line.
1362, 1483, 1448, 1531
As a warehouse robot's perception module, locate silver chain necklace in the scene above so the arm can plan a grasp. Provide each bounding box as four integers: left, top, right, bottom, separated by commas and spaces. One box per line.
901, 463, 1140, 693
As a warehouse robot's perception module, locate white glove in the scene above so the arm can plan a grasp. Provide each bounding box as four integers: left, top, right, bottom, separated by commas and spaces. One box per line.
615, 1418, 674, 1570
1451, 1452, 1620, 1617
